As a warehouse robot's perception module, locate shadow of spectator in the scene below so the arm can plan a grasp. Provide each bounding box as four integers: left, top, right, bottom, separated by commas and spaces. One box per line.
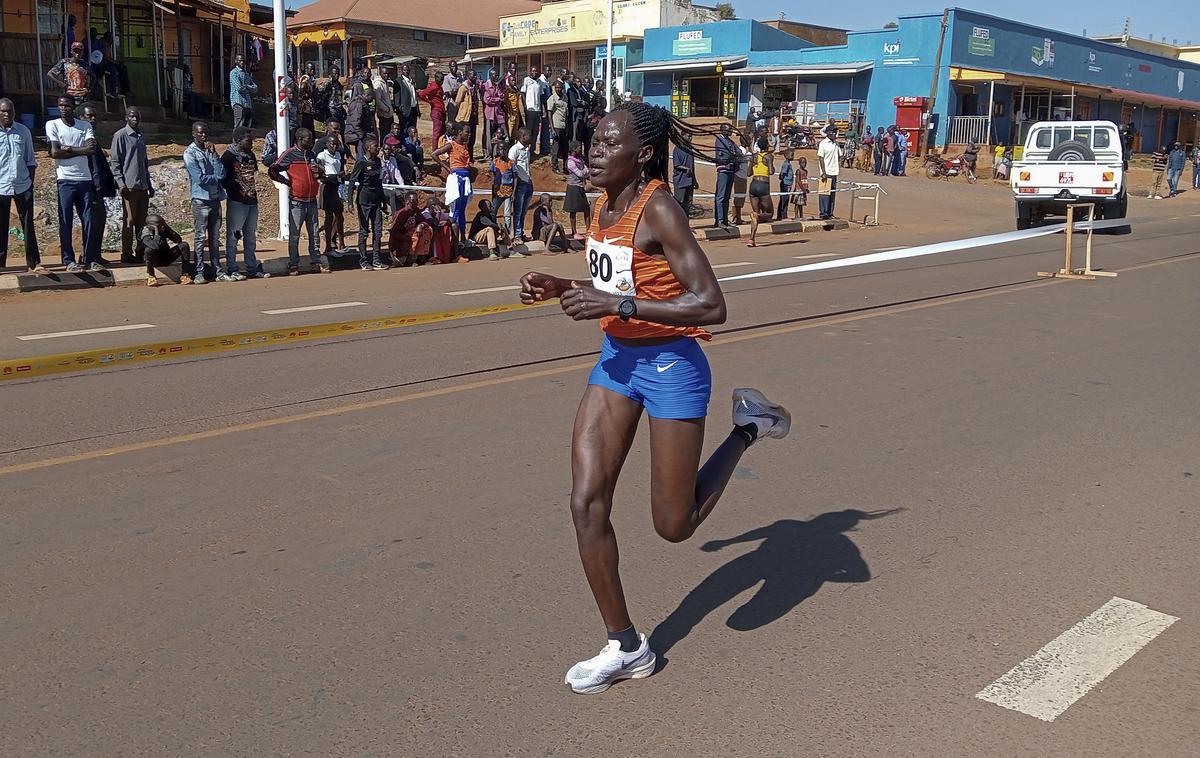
650, 509, 902, 659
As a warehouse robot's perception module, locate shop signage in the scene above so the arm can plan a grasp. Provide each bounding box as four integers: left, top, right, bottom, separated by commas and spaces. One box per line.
883, 40, 901, 55
673, 31, 712, 56
1087, 50, 1102, 73
968, 27, 994, 57
1031, 38, 1055, 68
882, 39, 918, 65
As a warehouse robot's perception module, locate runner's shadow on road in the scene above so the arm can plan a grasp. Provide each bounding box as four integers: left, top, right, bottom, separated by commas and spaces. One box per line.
649, 508, 903, 665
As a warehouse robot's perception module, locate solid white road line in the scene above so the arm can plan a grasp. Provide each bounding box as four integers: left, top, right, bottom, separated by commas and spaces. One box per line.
791, 253, 841, 260
16, 324, 157, 341
872, 246, 905, 252
261, 302, 368, 315
976, 597, 1178, 722
711, 262, 756, 269
444, 285, 522, 296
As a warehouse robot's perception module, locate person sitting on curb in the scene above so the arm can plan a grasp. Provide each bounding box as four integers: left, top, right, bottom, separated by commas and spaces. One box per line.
532, 194, 568, 253
470, 199, 514, 261
140, 214, 192, 286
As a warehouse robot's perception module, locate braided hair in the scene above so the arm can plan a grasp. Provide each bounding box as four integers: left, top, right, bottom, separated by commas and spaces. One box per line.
611, 101, 722, 186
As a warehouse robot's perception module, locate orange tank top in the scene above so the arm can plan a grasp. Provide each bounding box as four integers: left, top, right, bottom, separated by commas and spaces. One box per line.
449, 141, 471, 170
586, 179, 711, 341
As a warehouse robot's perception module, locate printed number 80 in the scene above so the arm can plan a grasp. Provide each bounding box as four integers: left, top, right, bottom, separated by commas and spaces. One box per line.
588, 249, 613, 282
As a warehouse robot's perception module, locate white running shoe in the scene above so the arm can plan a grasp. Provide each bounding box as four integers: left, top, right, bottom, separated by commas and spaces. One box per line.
732, 387, 791, 442
564, 634, 656, 695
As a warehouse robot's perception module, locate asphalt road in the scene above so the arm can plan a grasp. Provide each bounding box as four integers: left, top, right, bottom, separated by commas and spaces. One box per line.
2, 181, 1198, 756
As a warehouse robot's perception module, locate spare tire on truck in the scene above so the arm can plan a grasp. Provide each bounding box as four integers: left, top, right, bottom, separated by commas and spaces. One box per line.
1047, 140, 1096, 162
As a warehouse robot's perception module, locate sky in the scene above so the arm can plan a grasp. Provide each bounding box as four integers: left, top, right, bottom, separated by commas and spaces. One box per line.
741, 1, 1199, 44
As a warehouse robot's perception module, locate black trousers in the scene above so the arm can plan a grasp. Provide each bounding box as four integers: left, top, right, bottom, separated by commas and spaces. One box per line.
0, 189, 40, 268
525, 109, 543, 154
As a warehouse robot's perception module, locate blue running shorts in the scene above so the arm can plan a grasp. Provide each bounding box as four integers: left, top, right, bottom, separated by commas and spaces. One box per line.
588, 334, 712, 419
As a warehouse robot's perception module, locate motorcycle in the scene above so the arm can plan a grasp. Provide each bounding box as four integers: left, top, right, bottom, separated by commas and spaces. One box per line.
786, 124, 816, 150
924, 154, 978, 183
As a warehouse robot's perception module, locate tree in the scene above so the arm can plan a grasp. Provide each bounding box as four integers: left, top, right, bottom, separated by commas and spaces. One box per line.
714, 3, 736, 20
883, 21, 899, 29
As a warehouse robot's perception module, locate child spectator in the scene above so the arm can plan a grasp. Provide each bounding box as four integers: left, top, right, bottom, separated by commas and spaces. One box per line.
794, 156, 810, 219
777, 148, 795, 221
316, 133, 346, 254
491, 140, 515, 235
563, 141, 591, 241
403, 126, 424, 177
348, 136, 387, 270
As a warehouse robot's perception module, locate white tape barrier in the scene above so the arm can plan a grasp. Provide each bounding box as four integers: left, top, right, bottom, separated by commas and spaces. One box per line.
379, 178, 881, 201
717, 218, 1133, 283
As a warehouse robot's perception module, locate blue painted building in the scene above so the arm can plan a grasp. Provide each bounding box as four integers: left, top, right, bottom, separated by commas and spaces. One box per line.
633, 9, 1200, 152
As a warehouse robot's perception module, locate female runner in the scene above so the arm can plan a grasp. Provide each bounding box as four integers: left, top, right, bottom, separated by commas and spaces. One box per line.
519, 102, 791, 694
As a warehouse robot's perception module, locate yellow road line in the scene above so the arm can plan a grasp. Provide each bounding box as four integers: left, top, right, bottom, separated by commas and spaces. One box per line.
0, 252, 1192, 477
0, 301, 546, 381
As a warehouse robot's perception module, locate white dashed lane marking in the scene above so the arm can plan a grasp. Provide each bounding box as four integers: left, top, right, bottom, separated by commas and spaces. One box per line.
711, 262, 756, 269
16, 324, 157, 341
261, 302, 368, 315
444, 285, 522, 296
791, 253, 841, 260
975, 597, 1178, 722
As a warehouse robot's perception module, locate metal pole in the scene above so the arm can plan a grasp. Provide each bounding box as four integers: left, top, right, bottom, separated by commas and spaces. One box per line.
986, 79, 994, 146
273, 0, 290, 239
219, 12, 225, 105
603, 0, 613, 109
35, 0, 46, 118
1070, 84, 1075, 120
150, 0, 161, 106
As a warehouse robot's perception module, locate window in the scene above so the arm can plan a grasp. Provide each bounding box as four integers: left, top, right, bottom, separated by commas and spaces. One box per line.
455, 35, 466, 45
414, 29, 429, 41
592, 56, 624, 80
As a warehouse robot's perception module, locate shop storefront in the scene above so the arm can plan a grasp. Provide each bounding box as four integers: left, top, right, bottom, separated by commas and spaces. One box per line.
644, 10, 1200, 152
467, 0, 717, 97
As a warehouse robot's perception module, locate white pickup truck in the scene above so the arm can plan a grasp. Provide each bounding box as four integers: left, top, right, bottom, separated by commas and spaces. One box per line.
1011, 120, 1128, 229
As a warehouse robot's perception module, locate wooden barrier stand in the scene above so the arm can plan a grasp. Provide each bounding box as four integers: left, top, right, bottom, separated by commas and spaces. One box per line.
1037, 203, 1118, 280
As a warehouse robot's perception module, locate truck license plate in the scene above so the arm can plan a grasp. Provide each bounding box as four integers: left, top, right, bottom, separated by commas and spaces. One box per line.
1059, 172, 1075, 184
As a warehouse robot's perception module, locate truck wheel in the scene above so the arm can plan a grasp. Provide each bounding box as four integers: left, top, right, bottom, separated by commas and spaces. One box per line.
1047, 140, 1096, 162
1016, 202, 1032, 230
1109, 191, 1128, 219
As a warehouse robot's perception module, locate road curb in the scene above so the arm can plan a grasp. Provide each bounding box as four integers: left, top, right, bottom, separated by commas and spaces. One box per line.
0, 219, 851, 295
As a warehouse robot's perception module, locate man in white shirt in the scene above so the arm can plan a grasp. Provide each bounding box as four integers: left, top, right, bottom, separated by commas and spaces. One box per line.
816, 125, 842, 220
521, 65, 547, 156
46, 95, 102, 272
507, 127, 534, 241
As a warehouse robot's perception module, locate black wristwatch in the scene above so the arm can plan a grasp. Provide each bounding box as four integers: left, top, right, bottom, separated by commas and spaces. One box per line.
617, 297, 637, 321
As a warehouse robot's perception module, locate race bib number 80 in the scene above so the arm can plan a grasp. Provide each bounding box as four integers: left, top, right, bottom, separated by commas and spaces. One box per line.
587, 237, 635, 296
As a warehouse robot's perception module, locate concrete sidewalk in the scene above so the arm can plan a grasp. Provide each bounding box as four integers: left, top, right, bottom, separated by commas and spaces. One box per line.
0, 216, 850, 294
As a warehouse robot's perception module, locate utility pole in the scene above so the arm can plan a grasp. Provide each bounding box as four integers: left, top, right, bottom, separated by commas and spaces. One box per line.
604, 0, 614, 108
273, 0, 290, 239
920, 8, 950, 156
